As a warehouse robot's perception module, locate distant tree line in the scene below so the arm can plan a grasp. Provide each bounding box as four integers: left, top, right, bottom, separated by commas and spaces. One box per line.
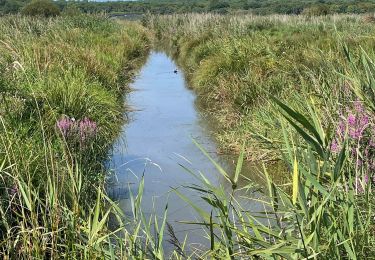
1, 0, 375, 16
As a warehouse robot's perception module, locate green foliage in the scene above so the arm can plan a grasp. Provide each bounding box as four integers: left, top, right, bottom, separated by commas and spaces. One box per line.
1, 9, 375, 259
1, 0, 25, 14
207, 0, 230, 13
3, 0, 375, 16
178, 91, 374, 258
0, 15, 150, 258
146, 14, 375, 161
21, 0, 60, 17
62, 3, 82, 16
143, 14, 375, 258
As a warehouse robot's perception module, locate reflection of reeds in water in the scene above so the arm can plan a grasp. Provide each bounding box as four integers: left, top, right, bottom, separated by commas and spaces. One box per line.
107, 184, 132, 200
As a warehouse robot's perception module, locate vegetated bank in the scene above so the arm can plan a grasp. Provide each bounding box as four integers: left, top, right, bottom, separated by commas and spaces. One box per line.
1, 12, 374, 259
142, 14, 375, 258
0, 15, 150, 258
146, 14, 375, 161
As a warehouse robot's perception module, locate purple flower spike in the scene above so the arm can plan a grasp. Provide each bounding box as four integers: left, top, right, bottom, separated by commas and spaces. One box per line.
330, 139, 340, 153
347, 113, 356, 126
78, 117, 97, 144
332, 99, 375, 188
56, 116, 98, 148
57, 117, 74, 138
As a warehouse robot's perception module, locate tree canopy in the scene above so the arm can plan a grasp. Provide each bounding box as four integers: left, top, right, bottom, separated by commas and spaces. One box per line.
1, 0, 375, 16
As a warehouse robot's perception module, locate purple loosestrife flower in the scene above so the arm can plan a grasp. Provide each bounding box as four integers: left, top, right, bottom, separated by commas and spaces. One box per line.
57, 117, 74, 138
332, 100, 375, 188
335, 101, 371, 141
56, 116, 98, 149
330, 139, 340, 153
79, 117, 97, 144
347, 113, 356, 126
336, 102, 371, 140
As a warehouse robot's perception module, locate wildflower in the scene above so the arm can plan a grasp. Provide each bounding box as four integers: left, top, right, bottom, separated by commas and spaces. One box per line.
79, 117, 97, 143
347, 113, 356, 126
56, 117, 74, 138
56, 116, 98, 148
332, 100, 374, 187
330, 139, 340, 153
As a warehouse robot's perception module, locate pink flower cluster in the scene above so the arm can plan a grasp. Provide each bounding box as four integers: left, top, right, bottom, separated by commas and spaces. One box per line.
335, 101, 371, 141
56, 116, 97, 146
79, 117, 97, 142
330, 101, 375, 193
56, 117, 75, 138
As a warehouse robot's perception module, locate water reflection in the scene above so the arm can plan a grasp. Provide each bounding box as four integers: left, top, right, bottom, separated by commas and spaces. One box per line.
107, 51, 264, 252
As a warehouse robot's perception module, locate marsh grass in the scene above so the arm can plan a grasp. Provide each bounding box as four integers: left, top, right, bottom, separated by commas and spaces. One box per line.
1, 13, 374, 259
145, 13, 375, 162
138, 13, 375, 258
167, 49, 375, 259
0, 15, 152, 258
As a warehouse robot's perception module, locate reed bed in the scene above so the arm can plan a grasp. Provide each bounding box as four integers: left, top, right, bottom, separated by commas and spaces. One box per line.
139, 13, 375, 258
0, 15, 152, 258
1, 13, 374, 259
145, 13, 375, 161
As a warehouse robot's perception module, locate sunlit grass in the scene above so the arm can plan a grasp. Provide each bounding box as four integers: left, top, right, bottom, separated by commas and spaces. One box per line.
0, 15, 151, 258
146, 13, 375, 162
1, 13, 374, 259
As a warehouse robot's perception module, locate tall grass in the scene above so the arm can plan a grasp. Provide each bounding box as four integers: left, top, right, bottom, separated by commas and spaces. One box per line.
0, 15, 152, 258
140, 13, 375, 258
165, 48, 375, 259
1, 13, 374, 259
145, 13, 375, 162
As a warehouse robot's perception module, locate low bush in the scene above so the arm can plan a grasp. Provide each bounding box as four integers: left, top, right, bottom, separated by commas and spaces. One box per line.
21, 0, 60, 17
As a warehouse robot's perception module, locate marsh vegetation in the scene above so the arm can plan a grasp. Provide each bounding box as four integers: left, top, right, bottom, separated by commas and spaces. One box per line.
0, 12, 374, 259
142, 14, 375, 258
0, 15, 151, 258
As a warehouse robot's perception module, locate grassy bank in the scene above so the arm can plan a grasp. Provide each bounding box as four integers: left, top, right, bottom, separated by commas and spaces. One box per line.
0, 15, 150, 258
145, 14, 375, 161
143, 14, 375, 258
1, 13, 374, 259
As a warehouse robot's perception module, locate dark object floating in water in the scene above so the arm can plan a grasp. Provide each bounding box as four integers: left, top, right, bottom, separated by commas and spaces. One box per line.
174, 69, 178, 74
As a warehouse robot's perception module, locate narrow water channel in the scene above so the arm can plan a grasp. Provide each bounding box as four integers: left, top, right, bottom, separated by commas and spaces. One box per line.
108, 51, 262, 251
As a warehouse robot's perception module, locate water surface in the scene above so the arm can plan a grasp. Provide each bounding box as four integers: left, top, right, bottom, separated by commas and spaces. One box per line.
108, 51, 262, 250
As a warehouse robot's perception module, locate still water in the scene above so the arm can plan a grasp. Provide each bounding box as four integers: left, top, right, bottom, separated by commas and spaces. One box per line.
108, 51, 263, 251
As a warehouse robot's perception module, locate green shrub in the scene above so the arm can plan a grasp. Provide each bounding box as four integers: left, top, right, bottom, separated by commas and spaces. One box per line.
21, 0, 60, 17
